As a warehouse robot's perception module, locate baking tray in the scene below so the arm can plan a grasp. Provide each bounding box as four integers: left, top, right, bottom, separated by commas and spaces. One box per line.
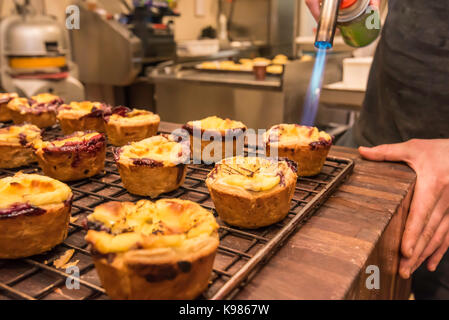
0, 125, 354, 300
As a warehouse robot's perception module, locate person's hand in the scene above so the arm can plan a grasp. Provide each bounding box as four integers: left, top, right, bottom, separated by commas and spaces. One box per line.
359, 139, 449, 279
305, 0, 380, 22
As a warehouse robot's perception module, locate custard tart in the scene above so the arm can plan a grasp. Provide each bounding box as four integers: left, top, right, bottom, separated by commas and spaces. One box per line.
206, 156, 297, 229
33, 131, 106, 182
57, 101, 112, 134
0, 124, 42, 168
264, 124, 333, 177
104, 106, 160, 146
115, 135, 189, 198
7, 93, 63, 128
0, 92, 19, 122
0, 173, 72, 259
183, 116, 247, 164
85, 198, 219, 300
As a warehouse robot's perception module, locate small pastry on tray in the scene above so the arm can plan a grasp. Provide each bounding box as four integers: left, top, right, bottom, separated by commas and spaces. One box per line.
114, 135, 189, 198
0, 124, 42, 168
183, 116, 247, 163
85, 198, 219, 300
104, 106, 160, 146
6, 93, 63, 128
264, 124, 333, 177
57, 101, 112, 134
33, 131, 106, 182
206, 156, 297, 229
0, 92, 19, 122
0, 173, 73, 259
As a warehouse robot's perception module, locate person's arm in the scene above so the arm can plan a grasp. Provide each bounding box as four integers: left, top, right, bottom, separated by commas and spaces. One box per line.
305, 0, 380, 21
359, 139, 449, 278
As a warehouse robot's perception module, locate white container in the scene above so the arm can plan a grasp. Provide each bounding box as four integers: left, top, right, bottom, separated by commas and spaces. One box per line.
177, 39, 220, 57
342, 57, 373, 90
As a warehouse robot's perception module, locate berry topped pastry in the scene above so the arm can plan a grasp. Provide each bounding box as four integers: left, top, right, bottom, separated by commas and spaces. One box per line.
85, 198, 219, 300
0, 92, 19, 122
264, 124, 333, 177
0, 124, 42, 168
57, 101, 112, 134
104, 106, 160, 146
6, 93, 63, 128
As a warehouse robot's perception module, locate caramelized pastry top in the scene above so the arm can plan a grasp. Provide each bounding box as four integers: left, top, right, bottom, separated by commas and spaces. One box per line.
105, 106, 160, 124
0, 92, 19, 105
116, 135, 188, 167
207, 156, 296, 192
185, 116, 247, 135
0, 173, 72, 215
33, 131, 105, 154
57, 101, 111, 119
7, 93, 63, 113
0, 124, 41, 146
85, 198, 219, 254
264, 124, 332, 149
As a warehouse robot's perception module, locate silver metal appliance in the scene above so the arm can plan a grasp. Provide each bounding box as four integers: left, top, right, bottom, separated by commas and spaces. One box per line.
0, 0, 84, 101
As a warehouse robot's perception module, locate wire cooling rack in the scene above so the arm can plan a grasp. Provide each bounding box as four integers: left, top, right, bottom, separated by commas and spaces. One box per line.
0, 125, 354, 300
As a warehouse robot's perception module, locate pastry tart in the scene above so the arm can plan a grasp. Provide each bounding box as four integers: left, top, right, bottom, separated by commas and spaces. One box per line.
0, 173, 72, 259
115, 135, 189, 198
6, 93, 63, 128
104, 106, 160, 146
57, 101, 112, 134
0, 124, 42, 168
33, 131, 106, 182
85, 198, 219, 300
264, 124, 333, 177
0, 92, 19, 122
206, 156, 297, 229
183, 116, 247, 163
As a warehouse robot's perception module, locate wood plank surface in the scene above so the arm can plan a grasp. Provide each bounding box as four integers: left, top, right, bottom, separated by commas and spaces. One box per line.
159, 122, 416, 300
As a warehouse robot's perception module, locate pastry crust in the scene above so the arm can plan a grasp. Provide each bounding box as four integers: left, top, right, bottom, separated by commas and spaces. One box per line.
85, 198, 219, 300
0, 173, 72, 259
33, 131, 106, 182
104, 106, 160, 146
115, 135, 189, 198
0, 92, 19, 122
264, 124, 333, 177
206, 156, 297, 229
183, 116, 247, 163
0, 124, 42, 168
57, 101, 112, 134
6, 93, 63, 128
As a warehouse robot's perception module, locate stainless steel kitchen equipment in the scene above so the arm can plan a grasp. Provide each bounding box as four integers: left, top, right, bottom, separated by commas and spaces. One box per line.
0, 0, 84, 101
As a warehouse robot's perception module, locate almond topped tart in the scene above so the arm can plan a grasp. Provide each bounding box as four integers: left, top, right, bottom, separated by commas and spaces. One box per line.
0, 92, 19, 122
57, 101, 112, 134
104, 106, 160, 146
0, 124, 42, 168
114, 135, 189, 198
85, 198, 219, 300
183, 116, 247, 163
206, 156, 297, 229
0, 173, 73, 259
264, 124, 333, 177
6, 93, 63, 128
33, 131, 106, 182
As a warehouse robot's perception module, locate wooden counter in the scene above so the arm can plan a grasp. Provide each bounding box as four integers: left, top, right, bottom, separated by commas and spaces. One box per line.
160, 122, 416, 300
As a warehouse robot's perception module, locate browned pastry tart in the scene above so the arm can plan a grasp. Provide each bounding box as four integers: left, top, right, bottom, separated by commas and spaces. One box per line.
115, 135, 189, 198
57, 101, 112, 134
183, 116, 247, 163
206, 156, 297, 229
264, 124, 333, 177
85, 198, 219, 300
6, 93, 63, 128
0, 173, 73, 259
0, 92, 19, 122
104, 106, 160, 146
33, 131, 106, 182
0, 124, 42, 168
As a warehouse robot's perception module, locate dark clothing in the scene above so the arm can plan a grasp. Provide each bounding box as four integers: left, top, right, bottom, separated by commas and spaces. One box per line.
339, 0, 449, 299
353, 0, 449, 147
